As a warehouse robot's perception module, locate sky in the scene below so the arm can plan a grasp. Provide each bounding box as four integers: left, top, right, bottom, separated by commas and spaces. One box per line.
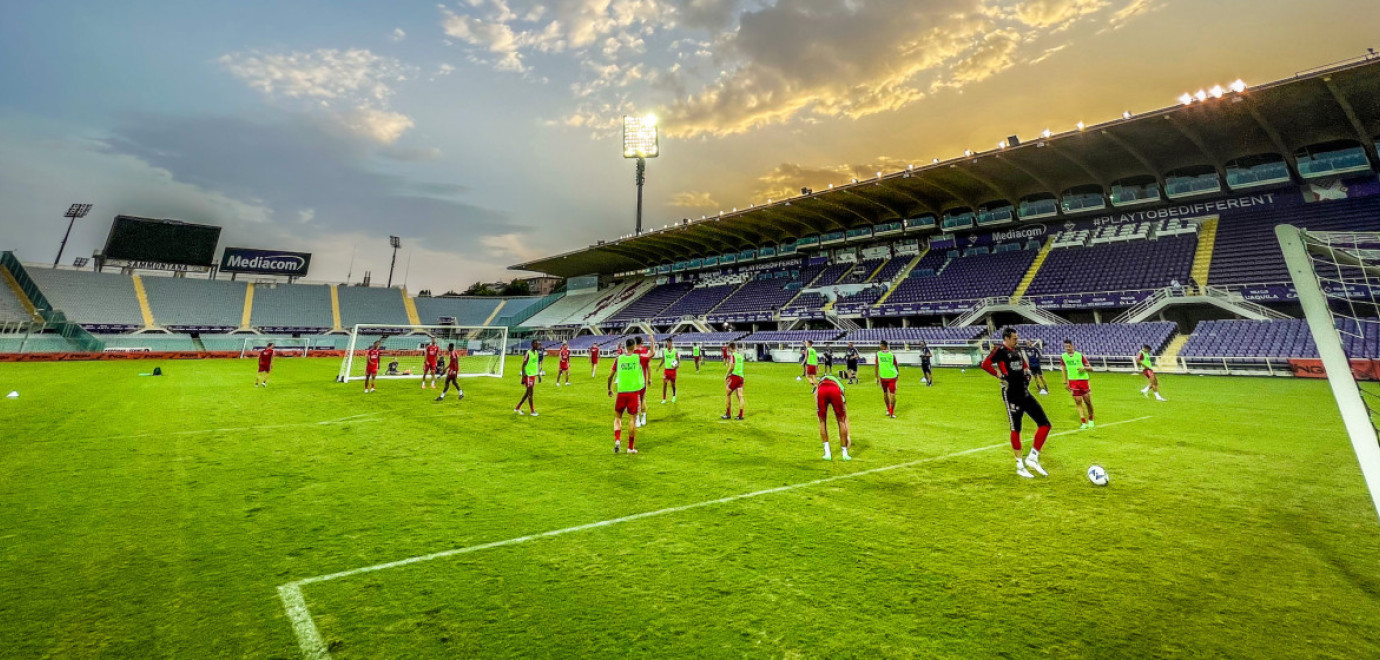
0, 0, 1376, 293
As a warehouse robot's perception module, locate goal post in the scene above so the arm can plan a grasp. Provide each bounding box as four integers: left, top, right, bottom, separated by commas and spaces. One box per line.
336, 324, 508, 383
1277, 224, 1380, 520
240, 336, 314, 359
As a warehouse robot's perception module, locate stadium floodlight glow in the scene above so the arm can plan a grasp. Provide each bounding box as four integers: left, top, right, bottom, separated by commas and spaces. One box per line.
54, 203, 93, 268
1230, 79, 1247, 93
1194, 89, 1208, 102
1076, 121, 1085, 131
1040, 129, 1052, 138
997, 141, 1007, 149
1179, 93, 1194, 105
963, 149, 973, 157
875, 171, 882, 178
1209, 84, 1225, 99
932, 158, 940, 164
1122, 110, 1133, 119
622, 113, 659, 235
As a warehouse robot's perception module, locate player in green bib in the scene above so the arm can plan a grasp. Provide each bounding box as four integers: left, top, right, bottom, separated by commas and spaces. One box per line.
693, 343, 702, 372
1061, 339, 1095, 429
661, 338, 680, 404
874, 340, 900, 418
723, 341, 747, 420
804, 340, 820, 386
1137, 344, 1166, 401
607, 338, 645, 453
514, 339, 541, 416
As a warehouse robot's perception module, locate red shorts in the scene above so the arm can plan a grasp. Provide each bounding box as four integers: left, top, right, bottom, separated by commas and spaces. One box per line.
664, 368, 677, 381
591, 356, 599, 365
258, 364, 271, 374
559, 360, 570, 371
806, 365, 818, 376
1142, 368, 1154, 378
727, 375, 744, 392
447, 370, 459, 379
366, 364, 378, 376
816, 381, 846, 421
615, 391, 641, 415
523, 376, 536, 387
1069, 380, 1090, 397
880, 378, 897, 393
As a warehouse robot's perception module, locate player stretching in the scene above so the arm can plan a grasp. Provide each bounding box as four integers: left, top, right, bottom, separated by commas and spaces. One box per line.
608, 338, 644, 454
875, 340, 899, 418
693, 343, 702, 372
422, 338, 440, 389
255, 342, 275, 387
514, 339, 541, 416
1061, 339, 1094, 429
919, 341, 934, 386
804, 340, 820, 387
981, 328, 1052, 479
845, 342, 860, 384
555, 341, 572, 386
723, 341, 746, 420
1137, 344, 1167, 401
435, 343, 465, 402
816, 373, 851, 461
590, 343, 601, 377
661, 338, 679, 403
363, 340, 382, 393
1024, 340, 1049, 395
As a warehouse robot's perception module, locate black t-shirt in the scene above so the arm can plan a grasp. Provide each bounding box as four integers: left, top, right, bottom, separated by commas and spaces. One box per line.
920, 349, 932, 365
846, 348, 859, 365
984, 345, 1030, 391
1024, 344, 1044, 370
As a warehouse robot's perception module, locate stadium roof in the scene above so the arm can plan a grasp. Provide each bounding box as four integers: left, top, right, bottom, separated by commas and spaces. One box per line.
514, 54, 1380, 279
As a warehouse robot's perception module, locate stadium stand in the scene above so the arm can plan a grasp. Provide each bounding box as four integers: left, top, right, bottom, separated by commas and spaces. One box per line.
667, 331, 747, 347
250, 283, 334, 332
654, 283, 739, 322
412, 296, 504, 326
26, 268, 143, 330
1208, 196, 1380, 287
840, 327, 986, 345
1174, 318, 1380, 359
1011, 323, 1178, 359
869, 258, 909, 283
1025, 234, 1197, 297
606, 282, 693, 324
883, 248, 1037, 308
141, 276, 246, 331
523, 280, 649, 328
739, 330, 845, 344
0, 279, 31, 324
837, 259, 884, 285
337, 286, 409, 328
97, 334, 200, 351
710, 272, 800, 318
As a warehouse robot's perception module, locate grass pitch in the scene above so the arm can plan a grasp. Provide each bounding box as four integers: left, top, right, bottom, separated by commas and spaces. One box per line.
2, 356, 1380, 658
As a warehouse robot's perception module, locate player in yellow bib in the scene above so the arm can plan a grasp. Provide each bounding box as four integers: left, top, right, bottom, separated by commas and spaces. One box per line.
607, 338, 645, 454
514, 339, 541, 417
1137, 344, 1166, 401
1061, 339, 1095, 429
875, 340, 900, 418
660, 338, 680, 404
804, 340, 820, 387
693, 343, 702, 372
723, 341, 747, 420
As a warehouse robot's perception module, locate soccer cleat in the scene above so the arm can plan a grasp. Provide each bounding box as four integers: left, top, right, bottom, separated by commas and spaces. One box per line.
720, 414, 732, 420
1087, 419, 1095, 429
1155, 394, 1167, 401
841, 452, 852, 461
1026, 456, 1048, 476
530, 412, 539, 417
672, 396, 677, 403
822, 453, 832, 461
614, 440, 620, 453
627, 448, 638, 454
736, 414, 744, 420
1039, 389, 1049, 395
516, 409, 525, 415
1079, 422, 1088, 430
435, 396, 444, 402
457, 392, 465, 401
888, 413, 897, 419
661, 399, 667, 404
1016, 466, 1035, 478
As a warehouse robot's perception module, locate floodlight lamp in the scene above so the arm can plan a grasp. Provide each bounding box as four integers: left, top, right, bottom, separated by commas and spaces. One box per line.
851, 178, 859, 184
876, 171, 882, 178
1209, 85, 1224, 98
1229, 79, 1246, 93
828, 184, 835, 189
932, 158, 940, 164
964, 150, 973, 157
1041, 129, 1052, 138
1076, 121, 1085, 131
998, 141, 1007, 149
389, 235, 401, 249
1122, 111, 1132, 119
65, 203, 93, 219
907, 164, 914, 170
622, 114, 660, 159
1179, 93, 1194, 105
1194, 89, 1207, 102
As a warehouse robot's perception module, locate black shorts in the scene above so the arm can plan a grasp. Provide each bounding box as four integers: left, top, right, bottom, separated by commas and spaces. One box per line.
846, 360, 858, 371
1001, 388, 1050, 433
1029, 363, 1043, 375
920, 361, 932, 372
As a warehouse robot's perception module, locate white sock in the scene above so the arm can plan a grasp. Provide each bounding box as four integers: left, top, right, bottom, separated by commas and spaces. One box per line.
841, 446, 850, 458
1028, 448, 1039, 461
1016, 458, 1025, 469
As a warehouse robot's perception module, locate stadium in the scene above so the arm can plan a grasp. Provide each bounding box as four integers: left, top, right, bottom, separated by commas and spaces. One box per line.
4, 26, 1380, 660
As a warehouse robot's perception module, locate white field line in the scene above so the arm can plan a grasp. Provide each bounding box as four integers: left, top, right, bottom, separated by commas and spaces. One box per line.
276, 415, 1153, 659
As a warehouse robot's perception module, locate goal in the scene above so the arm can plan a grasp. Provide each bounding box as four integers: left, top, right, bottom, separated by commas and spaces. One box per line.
240, 337, 314, 358
1277, 225, 1380, 519
336, 324, 508, 383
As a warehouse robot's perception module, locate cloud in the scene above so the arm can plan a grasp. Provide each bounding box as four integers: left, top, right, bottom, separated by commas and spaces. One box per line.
752, 157, 916, 202
1108, 0, 1162, 28
480, 232, 543, 261
298, 208, 316, 223
1011, 0, 1108, 28
391, 27, 407, 41
379, 145, 444, 162
668, 190, 718, 209
218, 48, 418, 143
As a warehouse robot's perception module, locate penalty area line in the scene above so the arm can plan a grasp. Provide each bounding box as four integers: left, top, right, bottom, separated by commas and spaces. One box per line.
275, 414, 1152, 659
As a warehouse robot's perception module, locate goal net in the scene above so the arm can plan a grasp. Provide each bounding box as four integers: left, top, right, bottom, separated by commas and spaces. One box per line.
240, 337, 315, 358
1277, 225, 1380, 519
336, 324, 508, 382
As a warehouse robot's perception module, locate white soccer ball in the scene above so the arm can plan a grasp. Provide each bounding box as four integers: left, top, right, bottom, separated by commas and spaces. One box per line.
1086, 465, 1109, 486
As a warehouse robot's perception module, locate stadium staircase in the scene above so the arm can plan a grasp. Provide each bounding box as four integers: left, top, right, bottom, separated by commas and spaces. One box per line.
864, 260, 888, 282
780, 260, 844, 309
874, 250, 927, 306
1158, 334, 1191, 372
401, 287, 422, 325
130, 275, 158, 329
0, 252, 104, 352
483, 299, 508, 326
1009, 237, 1055, 304
239, 283, 255, 331
329, 285, 344, 332
703, 280, 751, 317
1, 265, 42, 322
1189, 217, 1219, 294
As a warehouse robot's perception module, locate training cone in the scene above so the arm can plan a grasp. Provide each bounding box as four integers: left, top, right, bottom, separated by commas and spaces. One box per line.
6, 391, 17, 399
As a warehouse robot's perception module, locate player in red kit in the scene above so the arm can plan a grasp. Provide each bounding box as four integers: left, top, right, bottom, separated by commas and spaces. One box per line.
555, 341, 572, 386
981, 328, 1052, 478
435, 343, 464, 401
607, 338, 644, 454
633, 335, 652, 427
255, 342, 275, 387
815, 374, 850, 461
422, 338, 440, 389
589, 344, 600, 377
363, 340, 382, 393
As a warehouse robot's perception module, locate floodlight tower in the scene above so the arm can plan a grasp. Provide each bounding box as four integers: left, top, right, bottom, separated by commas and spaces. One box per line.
623, 114, 659, 235
54, 203, 93, 268
387, 235, 401, 288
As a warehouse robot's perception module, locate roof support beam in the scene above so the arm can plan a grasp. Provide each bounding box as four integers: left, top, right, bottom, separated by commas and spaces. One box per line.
757, 207, 820, 238
991, 156, 1058, 196
1322, 76, 1380, 165
949, 164, 1014, 203
1243, 101, 1301, 173
1101, 130, 1169, 184
911, 174, 979, 210
1161, 118, 1227, 181
876, 179, 942, 217
777, 205, 847, 233
810, 196, 877, 226
839, 188, 908, 222
597, 244, 659, 269
1045, 143, 1110, 190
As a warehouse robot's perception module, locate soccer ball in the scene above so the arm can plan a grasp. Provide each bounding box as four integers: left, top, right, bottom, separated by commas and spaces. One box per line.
1086, 465, 1109, 486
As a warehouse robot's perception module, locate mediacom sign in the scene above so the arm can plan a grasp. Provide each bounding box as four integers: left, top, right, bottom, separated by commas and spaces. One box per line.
220, 247, 311, 276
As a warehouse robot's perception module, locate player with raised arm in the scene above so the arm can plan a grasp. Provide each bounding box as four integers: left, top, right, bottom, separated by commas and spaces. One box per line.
723, 341, 746, 420
804, 340, 820, 387
363, 340, 382, 393
255, 342, 275, 387
845, 342, 860, 384
1025, 339, 1049, 395
1061, 339, 1094, 429
435, 343, 465, 402
693, 343, 702, 372
555, 341, 572, 386
514, 339, 541, 416
875, 340, 899, 418
815, 372, 851, 461
590, 343, 600, 377
982, 328, 1052, 478
660, 338, 679, 404
919, 341, 934, 386
633, 335, 653, 427
607, 337, 644, 454
422, 338, 440, 389
1138, 344, 1167, 401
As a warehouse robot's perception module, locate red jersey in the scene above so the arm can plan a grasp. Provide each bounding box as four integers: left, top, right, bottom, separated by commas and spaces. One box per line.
366, 348, 382, 369
560, 347, 570, 363
635, 346, 651, 373
448, 349, 461, 374
721, 346, 729, 360
425, 344, 440, 363
258, 347, 274, 370
591, 346, 600, 358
